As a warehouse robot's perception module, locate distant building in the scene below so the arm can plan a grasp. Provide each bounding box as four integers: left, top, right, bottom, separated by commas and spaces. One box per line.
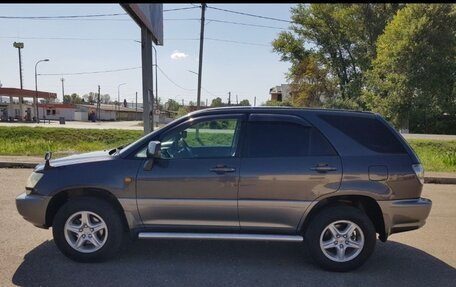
37, 103, 77, 121
77, 104, 143, 121
0, 87, 57, 122
269, 84, 291, 102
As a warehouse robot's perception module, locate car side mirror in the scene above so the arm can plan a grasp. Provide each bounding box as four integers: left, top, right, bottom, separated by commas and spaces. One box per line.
144, 141, 161, 171
146, 141, 161, 158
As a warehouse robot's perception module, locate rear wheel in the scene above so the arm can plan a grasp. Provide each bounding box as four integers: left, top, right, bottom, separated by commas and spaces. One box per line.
52, 197, 125, 262
305, 206, 376, 272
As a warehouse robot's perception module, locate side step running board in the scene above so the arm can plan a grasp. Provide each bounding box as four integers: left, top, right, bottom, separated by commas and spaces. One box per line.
138, 232, 303, 242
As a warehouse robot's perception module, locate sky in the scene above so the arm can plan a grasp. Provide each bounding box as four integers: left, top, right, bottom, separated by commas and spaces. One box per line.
0, 3, 295, 107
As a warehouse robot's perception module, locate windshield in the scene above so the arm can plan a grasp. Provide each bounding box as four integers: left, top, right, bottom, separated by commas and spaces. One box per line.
118, 115, 188, 157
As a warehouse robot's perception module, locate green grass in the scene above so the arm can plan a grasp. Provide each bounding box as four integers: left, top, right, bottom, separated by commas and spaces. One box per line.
0, 126, 142, 157
0, 126, 455, 173
408, 139, 456, 172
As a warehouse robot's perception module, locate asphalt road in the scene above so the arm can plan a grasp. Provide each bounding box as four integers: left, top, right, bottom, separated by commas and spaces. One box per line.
1, 169, 455, 287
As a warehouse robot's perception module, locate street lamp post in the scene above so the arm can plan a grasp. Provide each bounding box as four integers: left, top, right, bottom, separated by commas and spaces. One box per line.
117, 83, 127, 121
34, 59, 49, 123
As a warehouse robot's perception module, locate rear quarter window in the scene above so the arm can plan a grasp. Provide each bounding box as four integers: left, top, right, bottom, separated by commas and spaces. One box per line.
319, 114, 407, 154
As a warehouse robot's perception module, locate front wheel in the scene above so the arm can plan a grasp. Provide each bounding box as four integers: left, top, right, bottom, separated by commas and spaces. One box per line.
52, 197, 125, 262
305, 205, 376, 272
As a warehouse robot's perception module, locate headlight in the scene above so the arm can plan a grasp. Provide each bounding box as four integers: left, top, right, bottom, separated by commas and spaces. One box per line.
25, 172, 44, 194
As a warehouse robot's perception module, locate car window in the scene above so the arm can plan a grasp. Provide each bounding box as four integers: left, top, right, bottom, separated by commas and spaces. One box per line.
319, 114, 407, 154
159, 118, 241, 159
243, 121, 336, 158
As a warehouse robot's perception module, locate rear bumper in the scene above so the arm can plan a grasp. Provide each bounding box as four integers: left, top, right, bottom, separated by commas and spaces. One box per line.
378, 197, 432, 237
16, 192, 51, 228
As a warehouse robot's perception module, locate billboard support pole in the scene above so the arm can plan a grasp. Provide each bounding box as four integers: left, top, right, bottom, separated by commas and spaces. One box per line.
141, 27, 154, 134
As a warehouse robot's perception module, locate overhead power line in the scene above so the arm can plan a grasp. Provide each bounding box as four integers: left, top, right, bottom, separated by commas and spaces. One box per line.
0, 35, 138, 41
0, 16, 287, 30
206, 5, 293, 23
166, 37, 269, 47
0, 13, 127, 19
205, 18, 286, 30
156, 66, 195, 91
39, 67, 141, 76
164, 6, 200, 12
0, 6, 199, 20
206, 37, 269, 47
0, 35, 270, 46
202, 87, 223, 98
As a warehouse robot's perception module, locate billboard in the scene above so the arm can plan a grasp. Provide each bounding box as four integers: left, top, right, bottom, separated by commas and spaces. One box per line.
121, 4, 164, 45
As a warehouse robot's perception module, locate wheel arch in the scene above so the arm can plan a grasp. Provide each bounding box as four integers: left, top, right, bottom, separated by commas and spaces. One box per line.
45, 188, 129, 232
300, 195, 387, 242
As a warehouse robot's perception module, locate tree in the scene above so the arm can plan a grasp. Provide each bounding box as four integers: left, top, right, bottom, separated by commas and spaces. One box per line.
239, 99, 251, 106
63, 93, 82, 104
83, 92, 97, 104
210, 97, 223, 107
176, 106, 190, 118
166, 99, 180, 111
63, 95, 71, 104
100, 94, 110, 104
263, 99, 293, 107
272, 4, 402, 107
364, 4, 456, 131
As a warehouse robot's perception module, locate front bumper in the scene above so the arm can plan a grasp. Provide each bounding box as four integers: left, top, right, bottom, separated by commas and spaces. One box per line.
378, 197, 432, 237
16, 192, 51, 228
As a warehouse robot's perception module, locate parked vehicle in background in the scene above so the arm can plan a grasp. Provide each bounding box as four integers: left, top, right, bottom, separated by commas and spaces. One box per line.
16, 107, 432, 271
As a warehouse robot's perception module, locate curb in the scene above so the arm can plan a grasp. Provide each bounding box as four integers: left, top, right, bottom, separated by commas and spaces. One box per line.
1, 161, 456, 185
424, 177, 456, 185
0, 162, 39, 169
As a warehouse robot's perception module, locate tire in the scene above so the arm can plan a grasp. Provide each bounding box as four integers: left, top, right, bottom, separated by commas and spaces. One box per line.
305, 205, 376, 272
52, 196, 125, 262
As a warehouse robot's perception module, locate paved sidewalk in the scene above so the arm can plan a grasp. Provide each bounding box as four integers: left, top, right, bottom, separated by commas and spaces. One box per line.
1, 155, 455, 184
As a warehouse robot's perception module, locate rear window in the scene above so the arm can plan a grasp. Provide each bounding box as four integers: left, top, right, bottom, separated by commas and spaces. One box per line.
319, 114, 407, 154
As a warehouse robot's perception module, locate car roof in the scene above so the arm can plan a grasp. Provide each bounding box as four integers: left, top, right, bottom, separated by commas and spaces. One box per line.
187, 106, 376, 118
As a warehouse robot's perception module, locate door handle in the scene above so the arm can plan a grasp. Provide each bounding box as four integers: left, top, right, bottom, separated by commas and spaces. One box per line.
310, 163, 337, 172
209, 166, 236, 173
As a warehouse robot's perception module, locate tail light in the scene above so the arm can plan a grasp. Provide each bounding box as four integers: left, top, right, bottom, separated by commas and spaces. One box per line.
412, 164, 424, 184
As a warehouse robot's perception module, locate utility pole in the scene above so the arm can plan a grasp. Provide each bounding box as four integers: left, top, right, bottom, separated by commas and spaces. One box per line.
236, 94, 238, 105
254, 96, 256, 107
13, 42, 24, 89
206, 99, 208, 107
97, 85, 101, 121
61, 78, 65, 99
182, 99, 184, 106
196, 3, 206, 110
228, 91, 231, 105
14, 42, 24, 120
135, 91, 138, 120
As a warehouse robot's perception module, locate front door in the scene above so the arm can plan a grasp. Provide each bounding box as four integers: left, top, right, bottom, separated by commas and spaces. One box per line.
136, 114, 244, 230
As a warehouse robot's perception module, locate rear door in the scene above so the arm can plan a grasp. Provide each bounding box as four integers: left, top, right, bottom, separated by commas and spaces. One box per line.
238, 113, 342, 233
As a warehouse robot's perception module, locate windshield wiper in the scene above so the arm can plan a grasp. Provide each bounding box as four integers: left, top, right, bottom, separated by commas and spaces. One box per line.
109, 144, 126, 156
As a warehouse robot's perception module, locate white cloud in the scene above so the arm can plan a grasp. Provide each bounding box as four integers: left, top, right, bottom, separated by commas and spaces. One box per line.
170, 50, 188, 60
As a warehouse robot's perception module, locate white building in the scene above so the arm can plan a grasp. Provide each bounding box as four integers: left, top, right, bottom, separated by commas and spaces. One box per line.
269, 84, 292, 102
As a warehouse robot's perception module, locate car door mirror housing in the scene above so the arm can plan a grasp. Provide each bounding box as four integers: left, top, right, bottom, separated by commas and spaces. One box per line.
146, 141, 161, 158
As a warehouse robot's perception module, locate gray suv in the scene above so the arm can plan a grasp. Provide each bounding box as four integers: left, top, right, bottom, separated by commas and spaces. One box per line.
16, 107, 432, 271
